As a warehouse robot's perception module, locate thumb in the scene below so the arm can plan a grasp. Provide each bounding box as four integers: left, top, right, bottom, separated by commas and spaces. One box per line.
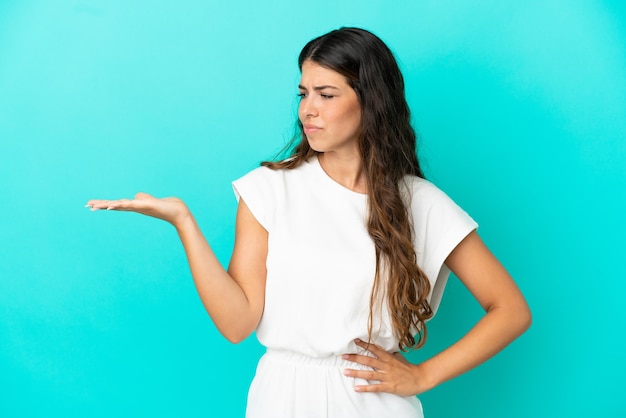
134, 192, 154, 200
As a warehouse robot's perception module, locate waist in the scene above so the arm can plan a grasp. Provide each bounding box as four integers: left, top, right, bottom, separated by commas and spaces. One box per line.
262, 348, 357, 368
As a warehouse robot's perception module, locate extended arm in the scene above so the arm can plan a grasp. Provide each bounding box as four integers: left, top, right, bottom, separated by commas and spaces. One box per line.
342, 230, 531, 395
87, 193, 268, 343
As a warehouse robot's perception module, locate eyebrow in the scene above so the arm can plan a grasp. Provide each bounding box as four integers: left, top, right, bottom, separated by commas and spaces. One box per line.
298, 84, 340, 91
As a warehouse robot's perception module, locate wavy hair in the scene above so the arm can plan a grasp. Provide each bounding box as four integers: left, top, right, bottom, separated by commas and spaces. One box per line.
263, 27, 433, 350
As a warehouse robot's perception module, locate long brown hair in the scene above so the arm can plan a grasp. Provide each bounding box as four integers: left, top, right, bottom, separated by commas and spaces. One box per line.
263, 27, 433, 350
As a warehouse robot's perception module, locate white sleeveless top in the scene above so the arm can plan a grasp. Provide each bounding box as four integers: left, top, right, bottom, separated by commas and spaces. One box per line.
232, 155, 477, 358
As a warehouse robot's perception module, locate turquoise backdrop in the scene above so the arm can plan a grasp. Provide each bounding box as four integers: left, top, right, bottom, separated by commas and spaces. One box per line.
1, 1, 624, 417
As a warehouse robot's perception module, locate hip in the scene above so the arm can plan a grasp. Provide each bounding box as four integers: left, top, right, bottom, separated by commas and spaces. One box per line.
245, 349, 423, 418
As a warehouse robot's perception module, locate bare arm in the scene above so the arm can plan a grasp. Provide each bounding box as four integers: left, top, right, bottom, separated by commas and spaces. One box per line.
343, 230, 531, 395
414, 230, 531, 390
87, 193, 267, 343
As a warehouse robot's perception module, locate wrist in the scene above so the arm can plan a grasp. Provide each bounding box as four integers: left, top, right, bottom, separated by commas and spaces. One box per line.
412, 361, 439, 394
172, 207, 194, 231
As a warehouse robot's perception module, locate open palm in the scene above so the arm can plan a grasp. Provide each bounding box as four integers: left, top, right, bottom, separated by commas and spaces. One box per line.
86, 192, 189, 226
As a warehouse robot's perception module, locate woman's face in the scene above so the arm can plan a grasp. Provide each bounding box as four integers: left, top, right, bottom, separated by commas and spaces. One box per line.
298, 60, 362, 156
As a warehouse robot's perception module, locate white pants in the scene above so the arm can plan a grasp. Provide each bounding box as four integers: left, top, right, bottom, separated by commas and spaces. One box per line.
246, 349, 424, 418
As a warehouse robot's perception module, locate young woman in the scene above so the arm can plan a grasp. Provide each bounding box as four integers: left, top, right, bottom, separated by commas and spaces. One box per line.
87, 27, 531, 417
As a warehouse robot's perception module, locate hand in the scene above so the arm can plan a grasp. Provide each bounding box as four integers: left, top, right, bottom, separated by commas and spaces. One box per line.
86, 192, 190, 227
342, 338, 427, 396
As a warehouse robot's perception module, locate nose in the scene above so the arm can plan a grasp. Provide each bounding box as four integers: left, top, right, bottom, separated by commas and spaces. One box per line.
299, 96, 317, 119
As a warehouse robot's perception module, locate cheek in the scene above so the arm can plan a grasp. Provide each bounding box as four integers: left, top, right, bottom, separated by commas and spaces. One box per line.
344, 107, 362, 132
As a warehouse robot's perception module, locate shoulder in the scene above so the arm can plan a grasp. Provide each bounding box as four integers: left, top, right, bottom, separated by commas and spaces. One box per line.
232, 166, 287, 231
232, 160, 315, 231
401, 175, 437, 193
401, 175, 477, 228
235, 158, 313, 183
400, 176, 453, 207
234, 165, 279, 183
232, 160, 315, 202
233, 164, 287, 193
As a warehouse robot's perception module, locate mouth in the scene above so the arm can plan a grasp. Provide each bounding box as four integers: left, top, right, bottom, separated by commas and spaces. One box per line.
303, 124, 321, 134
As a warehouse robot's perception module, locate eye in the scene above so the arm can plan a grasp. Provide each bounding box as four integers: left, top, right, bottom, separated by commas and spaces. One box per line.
297, 92, 307, 99
320, 94, 334, 99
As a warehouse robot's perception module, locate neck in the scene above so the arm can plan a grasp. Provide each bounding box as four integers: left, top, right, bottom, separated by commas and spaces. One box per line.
318, 152, 367, 194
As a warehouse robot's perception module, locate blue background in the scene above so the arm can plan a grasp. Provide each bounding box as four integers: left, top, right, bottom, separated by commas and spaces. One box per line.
1, 1, 625, 417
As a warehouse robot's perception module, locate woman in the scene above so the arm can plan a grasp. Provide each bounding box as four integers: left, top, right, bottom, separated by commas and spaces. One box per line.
87, 27, 531, 417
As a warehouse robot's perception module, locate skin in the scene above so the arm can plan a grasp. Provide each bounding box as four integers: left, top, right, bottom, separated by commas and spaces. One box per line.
342, 231, 531, 394
298, 60, 365, 192
86, 60, 531, 397
86, 193, 268, 343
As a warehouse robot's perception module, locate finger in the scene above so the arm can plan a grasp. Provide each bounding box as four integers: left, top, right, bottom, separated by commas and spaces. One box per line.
85, 199, 117, 210
354, 339, 391, 359
87, 199, 134, 211
341, 353, 381, 369
134, 192, 153, 200
343, 368, 381, 381
106, 198, 153, 212
86, 199, 111, 206
353, 383, 388, 393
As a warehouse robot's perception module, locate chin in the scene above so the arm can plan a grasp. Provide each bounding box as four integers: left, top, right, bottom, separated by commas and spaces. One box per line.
306, 138, 326, 153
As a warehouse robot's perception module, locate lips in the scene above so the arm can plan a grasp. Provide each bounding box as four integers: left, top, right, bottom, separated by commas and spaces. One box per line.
303, 124, 322, 134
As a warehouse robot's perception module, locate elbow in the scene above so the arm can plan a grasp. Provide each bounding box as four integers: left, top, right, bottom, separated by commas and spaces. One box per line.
210, 310, 260, 344
224, 333, 248, 344
520, 304, 532, 333
219, 326, 254, 344
509, 300, 532, 336
488, 298, 532, 336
